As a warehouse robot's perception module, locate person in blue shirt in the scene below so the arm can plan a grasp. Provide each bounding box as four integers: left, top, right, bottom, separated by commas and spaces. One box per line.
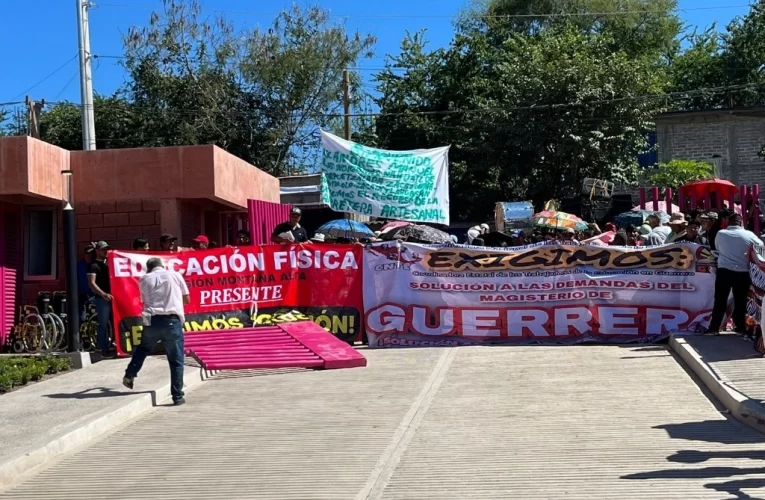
707, 213, 763, 334
77, 244, 95, 322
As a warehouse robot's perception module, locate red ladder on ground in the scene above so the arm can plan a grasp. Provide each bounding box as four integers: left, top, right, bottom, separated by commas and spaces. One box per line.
183, 321, 367, 371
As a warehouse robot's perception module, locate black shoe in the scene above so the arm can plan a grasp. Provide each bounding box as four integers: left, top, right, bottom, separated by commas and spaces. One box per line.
703, 330, 720, 336
122, 376, 134, 390
173, 398, 186, 406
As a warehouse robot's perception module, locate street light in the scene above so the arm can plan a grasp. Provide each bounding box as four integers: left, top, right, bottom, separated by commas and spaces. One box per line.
61, 169, 80, 352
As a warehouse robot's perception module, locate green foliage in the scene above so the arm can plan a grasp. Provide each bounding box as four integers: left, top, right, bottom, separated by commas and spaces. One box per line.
646, 159, 715, 188
0, 356, 71, 394
374, 0, 678, 220
669, 2, 765, 110
39, 0, 376, 176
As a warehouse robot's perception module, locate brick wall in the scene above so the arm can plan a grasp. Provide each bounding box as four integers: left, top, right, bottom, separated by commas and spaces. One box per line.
76, 198, 161, 252
180, 200, 203, 247
656, 113, 765, 186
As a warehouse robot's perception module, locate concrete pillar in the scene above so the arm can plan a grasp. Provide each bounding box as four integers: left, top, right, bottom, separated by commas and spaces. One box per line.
159, 199, 182, 240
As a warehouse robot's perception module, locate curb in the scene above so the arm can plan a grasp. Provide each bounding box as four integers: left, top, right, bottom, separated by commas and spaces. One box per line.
669, 336, 765, 434
0, 365, 209, 490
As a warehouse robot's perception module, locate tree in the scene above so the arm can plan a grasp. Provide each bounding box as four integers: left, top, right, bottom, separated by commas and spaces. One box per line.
119, 0, 375, 175
40, 95, 139, 150
38, 0, 376, 177
374, 0, 680, 220
669, 2, 765, 110
646, 159, 715, 189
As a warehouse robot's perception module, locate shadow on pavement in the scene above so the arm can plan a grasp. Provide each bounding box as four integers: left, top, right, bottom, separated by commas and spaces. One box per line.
622, 419, 765, 500
686, 335, 761, 364
43, 387, 148, 399
654, 420, 765, 444
705, 478, 765, 500
669, 450, 765, 463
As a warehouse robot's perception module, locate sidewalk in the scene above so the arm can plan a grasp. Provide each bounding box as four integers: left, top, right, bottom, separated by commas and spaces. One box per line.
670, 333, 765, 433
4, 345, 765, 499
0, 356, 206, 489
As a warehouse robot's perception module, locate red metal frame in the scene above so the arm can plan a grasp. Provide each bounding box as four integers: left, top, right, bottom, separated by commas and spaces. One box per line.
183, 321, 367, 371
638, 184, 761, 234
247, 199, 293, 246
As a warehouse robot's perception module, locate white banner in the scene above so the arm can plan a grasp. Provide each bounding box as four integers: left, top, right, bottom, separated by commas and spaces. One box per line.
320, 131, 450, 225
362, 241, 717, 347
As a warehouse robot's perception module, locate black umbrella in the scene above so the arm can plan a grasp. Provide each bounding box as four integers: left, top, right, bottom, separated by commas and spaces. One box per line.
383, 224, 452, 244
482, 231, 515, 247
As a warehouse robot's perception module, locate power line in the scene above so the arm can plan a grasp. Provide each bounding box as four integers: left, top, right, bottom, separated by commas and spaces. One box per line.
92, 54, 402, 72
5, 54, 79, 102
95, 3, 752, 19
54, 69, 81, 100
43, 82, 763, 119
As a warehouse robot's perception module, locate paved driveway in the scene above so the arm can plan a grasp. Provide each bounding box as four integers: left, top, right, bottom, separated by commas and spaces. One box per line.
3, 346, 765, 500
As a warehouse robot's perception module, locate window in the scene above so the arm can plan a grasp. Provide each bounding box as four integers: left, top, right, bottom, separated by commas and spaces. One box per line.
24, 207, 57, 281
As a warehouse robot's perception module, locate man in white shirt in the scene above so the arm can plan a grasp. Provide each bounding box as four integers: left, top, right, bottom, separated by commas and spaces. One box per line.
641, 213, 671, 246
467, 223, 489, 244
707, 213, 762, 335
123, 257, 190, 405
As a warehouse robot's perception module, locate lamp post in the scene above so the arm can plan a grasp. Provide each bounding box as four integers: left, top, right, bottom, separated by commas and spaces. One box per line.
61, 169, 81, 352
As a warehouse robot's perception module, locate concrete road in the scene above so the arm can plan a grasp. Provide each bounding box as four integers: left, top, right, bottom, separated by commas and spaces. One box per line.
3, 345, 765, 500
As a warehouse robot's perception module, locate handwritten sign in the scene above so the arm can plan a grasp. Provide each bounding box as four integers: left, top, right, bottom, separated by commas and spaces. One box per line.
320, 131, 450, 225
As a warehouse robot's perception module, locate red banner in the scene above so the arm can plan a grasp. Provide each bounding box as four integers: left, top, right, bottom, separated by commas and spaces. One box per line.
108, 245, 363, 355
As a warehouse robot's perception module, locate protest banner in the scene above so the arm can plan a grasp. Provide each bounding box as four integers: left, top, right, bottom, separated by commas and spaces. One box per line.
363, 241, 717, 347
109, 245, 363, 355
746, 246, 765, 354
320, 130, 450, 225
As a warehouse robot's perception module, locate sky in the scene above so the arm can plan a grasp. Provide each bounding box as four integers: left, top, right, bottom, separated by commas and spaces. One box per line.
0, 0, 755, 111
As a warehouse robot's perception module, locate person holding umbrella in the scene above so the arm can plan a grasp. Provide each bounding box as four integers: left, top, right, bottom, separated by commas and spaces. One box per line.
559, 228, 580, 245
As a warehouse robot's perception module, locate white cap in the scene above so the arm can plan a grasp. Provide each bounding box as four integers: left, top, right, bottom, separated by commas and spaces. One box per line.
311, 233, 326, 242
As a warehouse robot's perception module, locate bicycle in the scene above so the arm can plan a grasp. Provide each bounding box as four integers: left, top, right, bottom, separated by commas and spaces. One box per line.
37, 292, 66, 352
51, 291, 69, 350
80, 300, 98, 351
79, 299, 114, 352
9, 305, 47, 353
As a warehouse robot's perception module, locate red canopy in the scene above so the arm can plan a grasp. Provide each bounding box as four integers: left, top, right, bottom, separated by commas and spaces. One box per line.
679, 179, 737, 200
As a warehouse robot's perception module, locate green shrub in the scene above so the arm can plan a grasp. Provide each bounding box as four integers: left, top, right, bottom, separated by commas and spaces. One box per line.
28, 364, 47, 381
45, 357, 71, 374
0, 355, 73, 394
0, 374, 12, 393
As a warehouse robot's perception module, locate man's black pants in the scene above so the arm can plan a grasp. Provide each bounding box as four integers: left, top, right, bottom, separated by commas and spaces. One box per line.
708, 268, 751, 333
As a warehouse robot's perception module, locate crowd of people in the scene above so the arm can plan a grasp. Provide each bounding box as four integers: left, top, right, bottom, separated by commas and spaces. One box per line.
462, 208, 748, 250
465, 208, 764, 338
65, 200, 765, 402
76, 203, 765, 359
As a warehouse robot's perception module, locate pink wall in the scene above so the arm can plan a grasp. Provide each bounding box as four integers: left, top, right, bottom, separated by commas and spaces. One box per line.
0, 202, 22, 348
248, 200, 293, 245
0, 136, 67, 202
72, 145, 279, 210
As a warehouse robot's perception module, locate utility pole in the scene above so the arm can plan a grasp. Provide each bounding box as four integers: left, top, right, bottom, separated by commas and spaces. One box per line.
76, 0, 96, 151
342, 69, 351, 140
341, 69, 369, 223
25, 96, 45, 139
66, 0, 97, 355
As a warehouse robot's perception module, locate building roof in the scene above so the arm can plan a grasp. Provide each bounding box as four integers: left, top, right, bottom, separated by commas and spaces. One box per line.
0, 138, 280, 209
